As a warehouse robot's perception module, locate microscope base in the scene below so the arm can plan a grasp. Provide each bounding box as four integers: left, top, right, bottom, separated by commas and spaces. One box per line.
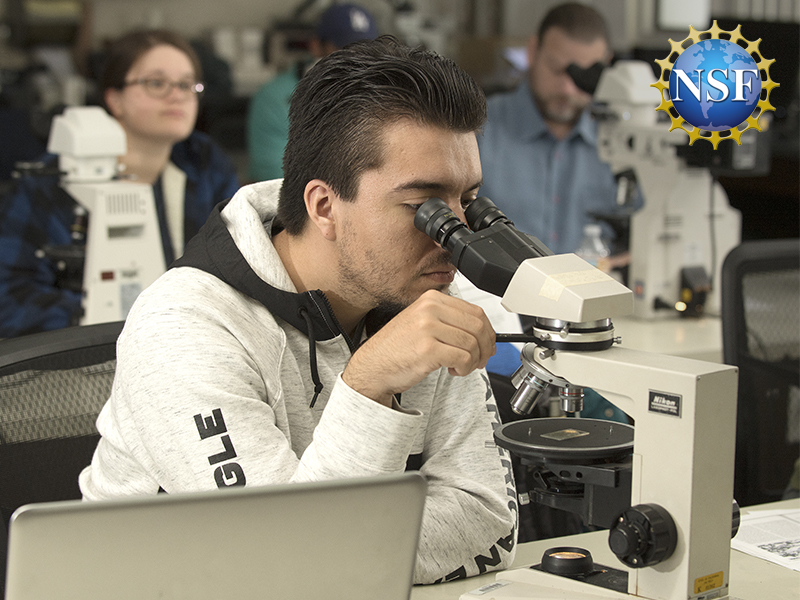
460, 567, 630, 599
460, 565, 729, 600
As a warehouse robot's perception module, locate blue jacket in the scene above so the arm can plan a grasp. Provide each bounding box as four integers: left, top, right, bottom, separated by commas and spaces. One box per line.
0, 130, 240, 337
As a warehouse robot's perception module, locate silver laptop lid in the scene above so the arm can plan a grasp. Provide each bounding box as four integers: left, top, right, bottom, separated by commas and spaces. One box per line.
5, 472, 427, 600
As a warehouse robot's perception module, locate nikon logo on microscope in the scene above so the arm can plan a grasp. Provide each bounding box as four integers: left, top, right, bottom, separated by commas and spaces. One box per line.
649, 391, 682, 417
651, 21, 779, 149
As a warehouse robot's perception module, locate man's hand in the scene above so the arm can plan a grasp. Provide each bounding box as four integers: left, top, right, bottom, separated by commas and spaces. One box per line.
342, 290, 496, 407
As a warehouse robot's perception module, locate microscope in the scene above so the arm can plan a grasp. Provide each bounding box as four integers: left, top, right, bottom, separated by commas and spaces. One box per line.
45, 106, 165, 325
415, 198, 738, 600
591, 60, 742, 319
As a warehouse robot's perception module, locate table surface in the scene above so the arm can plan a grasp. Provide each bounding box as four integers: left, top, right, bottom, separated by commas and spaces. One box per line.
410, 500, 799, 600
612, 315, 723, 363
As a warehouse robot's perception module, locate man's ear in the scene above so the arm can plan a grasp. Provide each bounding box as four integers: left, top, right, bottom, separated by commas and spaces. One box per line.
304, 179, 337, 241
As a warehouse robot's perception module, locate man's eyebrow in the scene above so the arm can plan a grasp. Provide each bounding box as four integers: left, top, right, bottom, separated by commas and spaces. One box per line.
391, 179, 483, 194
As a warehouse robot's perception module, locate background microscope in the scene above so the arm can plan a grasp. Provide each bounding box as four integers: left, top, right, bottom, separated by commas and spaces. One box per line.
587, 59, 748, 320
39, 105, 165, 325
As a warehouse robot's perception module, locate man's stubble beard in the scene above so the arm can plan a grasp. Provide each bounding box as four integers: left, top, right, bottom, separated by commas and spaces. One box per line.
532, 85, 587, 126
337, 239, 453, 320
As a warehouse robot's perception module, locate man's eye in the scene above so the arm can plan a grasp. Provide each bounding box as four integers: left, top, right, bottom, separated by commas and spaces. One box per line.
461, 198, 476, 210
146, 79, 168, 90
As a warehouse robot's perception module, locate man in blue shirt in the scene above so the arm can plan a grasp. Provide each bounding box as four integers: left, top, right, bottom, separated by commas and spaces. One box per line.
478, 3, 621, 257
477, 6, 630, 543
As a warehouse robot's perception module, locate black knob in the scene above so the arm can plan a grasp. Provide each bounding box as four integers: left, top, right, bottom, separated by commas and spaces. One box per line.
609, 521, 645, 557
608, 503, 677, 568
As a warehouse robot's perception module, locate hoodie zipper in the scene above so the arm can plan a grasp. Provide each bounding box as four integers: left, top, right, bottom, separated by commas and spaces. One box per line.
306, 290, 359, 353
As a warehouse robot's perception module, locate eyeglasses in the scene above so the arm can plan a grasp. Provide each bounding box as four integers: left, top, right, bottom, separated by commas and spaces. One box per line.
123, 78, 205, 99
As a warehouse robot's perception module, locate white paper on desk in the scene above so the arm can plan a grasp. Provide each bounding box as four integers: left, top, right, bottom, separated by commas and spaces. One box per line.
455, 273, 523, 346
731, 508, 800, 571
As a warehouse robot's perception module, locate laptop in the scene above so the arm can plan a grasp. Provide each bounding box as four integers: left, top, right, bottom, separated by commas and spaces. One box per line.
5, 472, 427, 600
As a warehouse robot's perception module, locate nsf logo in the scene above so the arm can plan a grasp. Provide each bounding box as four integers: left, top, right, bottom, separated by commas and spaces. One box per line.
652, 21, 779, 148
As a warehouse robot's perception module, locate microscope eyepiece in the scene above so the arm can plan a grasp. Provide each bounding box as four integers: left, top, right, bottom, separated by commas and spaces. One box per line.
465, 196, 514, 231
414, 196, 552, 297
413, 198, 472, 252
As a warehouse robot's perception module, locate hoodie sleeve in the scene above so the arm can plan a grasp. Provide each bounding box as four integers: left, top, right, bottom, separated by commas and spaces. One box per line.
408, 369, 518, 583
80, 269, 426, 496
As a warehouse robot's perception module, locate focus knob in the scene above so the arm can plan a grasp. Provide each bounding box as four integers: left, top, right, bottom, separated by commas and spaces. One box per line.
608, 503, 677, 568
609, 521, 645, 557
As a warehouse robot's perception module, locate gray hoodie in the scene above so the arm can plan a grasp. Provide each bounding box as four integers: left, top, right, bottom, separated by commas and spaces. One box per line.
79, 180, 517, 584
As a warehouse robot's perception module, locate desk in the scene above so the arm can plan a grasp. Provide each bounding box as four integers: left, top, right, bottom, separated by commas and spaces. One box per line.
612, 315, 723, 363
410, 500, 799, 600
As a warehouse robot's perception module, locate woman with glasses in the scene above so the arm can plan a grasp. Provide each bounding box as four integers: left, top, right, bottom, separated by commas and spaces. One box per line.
0, 29, 240, 338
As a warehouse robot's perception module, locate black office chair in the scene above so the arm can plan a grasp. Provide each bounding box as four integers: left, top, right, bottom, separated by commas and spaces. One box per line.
721, 239, 800, 507
0, 320, 124, 593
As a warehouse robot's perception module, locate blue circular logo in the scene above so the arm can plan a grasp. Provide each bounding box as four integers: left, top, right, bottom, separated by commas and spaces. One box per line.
668, 39, 761, 131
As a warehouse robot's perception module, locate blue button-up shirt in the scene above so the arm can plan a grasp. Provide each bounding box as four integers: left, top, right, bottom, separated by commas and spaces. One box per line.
477, 81, 620, 256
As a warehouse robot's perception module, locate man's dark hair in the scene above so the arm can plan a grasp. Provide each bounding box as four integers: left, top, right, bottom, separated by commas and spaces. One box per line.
537, 2, 609, 46
277, 35, 487, 235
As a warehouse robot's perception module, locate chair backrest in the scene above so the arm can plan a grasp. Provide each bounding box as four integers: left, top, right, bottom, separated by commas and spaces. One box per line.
721, 239, 800, 506
0, 320, 123, 594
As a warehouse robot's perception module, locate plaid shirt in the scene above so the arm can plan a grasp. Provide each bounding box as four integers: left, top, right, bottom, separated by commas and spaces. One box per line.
0, 130, 240, 338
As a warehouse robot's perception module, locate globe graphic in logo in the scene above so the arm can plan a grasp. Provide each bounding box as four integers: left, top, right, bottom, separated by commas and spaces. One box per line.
668, 39, 761, 131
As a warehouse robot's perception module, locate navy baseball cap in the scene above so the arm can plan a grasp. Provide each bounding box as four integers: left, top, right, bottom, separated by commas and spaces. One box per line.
317, 3, 379, 49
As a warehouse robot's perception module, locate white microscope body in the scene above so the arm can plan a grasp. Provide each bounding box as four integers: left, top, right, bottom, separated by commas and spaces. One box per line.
47, 106, 165, 325
465, 253, 738, 600
594, 61, 741, 319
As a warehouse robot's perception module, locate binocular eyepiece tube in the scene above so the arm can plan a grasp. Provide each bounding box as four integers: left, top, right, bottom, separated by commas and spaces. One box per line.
413, 197, 517, 253
413, 196, 550, 299
413, 198, 470, 252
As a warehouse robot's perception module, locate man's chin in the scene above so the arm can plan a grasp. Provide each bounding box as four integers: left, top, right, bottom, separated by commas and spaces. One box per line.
377, 283, 452, 314
544, 108, 581, 124
540, 99, 586, 123
417, 279, 453, 297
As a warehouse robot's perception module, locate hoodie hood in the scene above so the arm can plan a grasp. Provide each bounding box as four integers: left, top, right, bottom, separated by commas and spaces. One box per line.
172, 181, 345, 406
173, 182, 343, 341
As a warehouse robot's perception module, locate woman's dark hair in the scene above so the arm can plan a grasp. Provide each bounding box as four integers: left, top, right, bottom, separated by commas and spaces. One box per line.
99, 29, 203, 95
278, 35, 487, 235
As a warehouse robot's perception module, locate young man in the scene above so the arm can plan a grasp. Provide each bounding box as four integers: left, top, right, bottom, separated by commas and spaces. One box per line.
80, 36, 517, 584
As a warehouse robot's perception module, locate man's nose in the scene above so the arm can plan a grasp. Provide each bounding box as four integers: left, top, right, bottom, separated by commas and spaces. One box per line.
559, 72, 582, 95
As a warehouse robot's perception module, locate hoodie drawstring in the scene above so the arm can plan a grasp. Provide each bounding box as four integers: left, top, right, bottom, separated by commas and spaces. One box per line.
298, 306, 324, 408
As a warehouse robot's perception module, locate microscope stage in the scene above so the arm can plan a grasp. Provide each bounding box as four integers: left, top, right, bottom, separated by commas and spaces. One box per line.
495, 418, 633, 464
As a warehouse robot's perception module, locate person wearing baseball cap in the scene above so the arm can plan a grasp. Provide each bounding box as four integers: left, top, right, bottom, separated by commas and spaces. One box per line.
316, 3, 379, 51
247, 3, 379, 182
